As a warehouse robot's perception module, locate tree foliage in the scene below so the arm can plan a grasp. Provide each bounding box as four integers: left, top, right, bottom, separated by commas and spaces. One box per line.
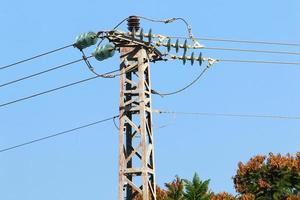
234, 152, 300, 200
210, 192, 236, 200
165, 176, 185, 200
132, 152, 300, 200
183, 173, 211, 200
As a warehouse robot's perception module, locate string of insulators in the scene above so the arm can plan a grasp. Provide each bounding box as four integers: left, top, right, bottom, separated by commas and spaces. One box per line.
169, 52, 203, 66
92, 44, 115, 61
127, 28, 153, 45
155, 38, 203, 53
74, 32, 98, 50
120, 31, 204, 51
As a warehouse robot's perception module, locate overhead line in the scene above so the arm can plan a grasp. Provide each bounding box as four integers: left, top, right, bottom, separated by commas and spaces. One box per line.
203, 46, 300, 56
0, 57, 91, 88
152, 66, 209, 96
0, 44, 74, 71
0, 66, 122, 109
218, 59, 300, 65
0, 115, 118, 153
156, 110, 300, 120
167, 36, 300, 47
0, 76, 99, 109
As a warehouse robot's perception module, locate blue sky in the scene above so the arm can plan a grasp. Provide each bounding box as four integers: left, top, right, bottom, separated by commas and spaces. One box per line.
1, 0, 300, 199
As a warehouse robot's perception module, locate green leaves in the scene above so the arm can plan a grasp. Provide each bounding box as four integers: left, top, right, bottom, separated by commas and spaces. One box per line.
165, 176, 185, 200
163, 174, 211, 200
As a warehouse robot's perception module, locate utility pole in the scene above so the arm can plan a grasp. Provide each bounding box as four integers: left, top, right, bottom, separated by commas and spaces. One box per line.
75, 15, 209, 200
118, 16, 157, 200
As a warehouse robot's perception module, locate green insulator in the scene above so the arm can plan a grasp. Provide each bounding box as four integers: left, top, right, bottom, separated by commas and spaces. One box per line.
140, 28, 144, 40
167, 38, 171, 52
93, 43, 115, 61
198, 52, 203, 66
74, 32, 98, 50
148, 29, 152, 44
183, 53, 187, 65
191, 52, 195, 65
175, 39, 179, 53
183, 39, 188, 54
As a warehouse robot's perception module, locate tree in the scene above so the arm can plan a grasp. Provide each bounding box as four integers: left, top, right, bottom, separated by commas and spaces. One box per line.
210, 192, 236, 200
234, 152, 300, 200
132, 186, 168, 200
183, 173, 211, 200
165, 176, 185, 200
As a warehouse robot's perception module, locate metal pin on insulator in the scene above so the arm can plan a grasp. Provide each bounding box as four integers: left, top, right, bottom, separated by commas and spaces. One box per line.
132, 28, 136, 40
93, 43, 115, 61
167, 38, 171, 52
155, 41, 161, 47
175, 39, 179, 53
74, 32, 98, 50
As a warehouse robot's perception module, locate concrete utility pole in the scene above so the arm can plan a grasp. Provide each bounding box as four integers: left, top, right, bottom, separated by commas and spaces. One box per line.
118, 16, 157, 200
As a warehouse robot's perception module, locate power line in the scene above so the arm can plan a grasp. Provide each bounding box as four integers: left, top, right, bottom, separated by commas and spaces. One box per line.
0, 115, 118, 153
0, 57, 90, 88
203, 46, 300, 56
167, 36, 300, 47
218, 59, 300, 66
156, 110, 300, 120
152, 65, 210, 96
0, 44, 74, 71
0, 76, 98, 109
0, 67, 122, 109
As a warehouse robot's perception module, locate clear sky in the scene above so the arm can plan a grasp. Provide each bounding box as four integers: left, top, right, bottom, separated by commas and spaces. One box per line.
1, 0, 300, 199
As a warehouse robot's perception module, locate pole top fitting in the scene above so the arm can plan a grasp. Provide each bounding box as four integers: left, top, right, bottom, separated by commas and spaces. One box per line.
127, 16, 140, 32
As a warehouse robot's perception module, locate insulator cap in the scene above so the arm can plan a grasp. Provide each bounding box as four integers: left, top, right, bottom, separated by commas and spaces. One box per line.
167, 39, 171, 52
127, 16, 140, 32
139, 28, 144, 40
183, 39, 188, 54
93, 43, 115, 61
175, 39, 179, 53
74, 32, 98, 50
183, 52, 187, 65
191, 52, 195, 65
148, 29, 152, 44
198, 52, 203, 66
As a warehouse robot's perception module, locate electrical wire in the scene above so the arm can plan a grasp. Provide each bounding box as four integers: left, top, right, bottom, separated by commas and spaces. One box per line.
156, 110, 300, 120
218, 59, 300, 65
0, 44, 74, 71
0, 57, 92, 88
202, 46, 300, 56
0, 76, 98, 109
168, 55, 300, 66
96, 17, 129, 47
151, 65, 210, 97
137, 16, 202, 47
167, 36, 300, 47
0, 115, 118, 153
112, 17, 129, 30
80, 50, 118, 78
113, 116, 120, 130
154, 38, 300, 55
0, 68, 120, 109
